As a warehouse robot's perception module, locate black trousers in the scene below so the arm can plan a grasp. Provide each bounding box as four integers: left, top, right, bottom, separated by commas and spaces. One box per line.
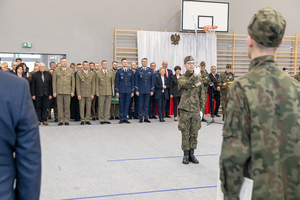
157, 95, 167, 119
35, 95, 49, 122
173, 97, 181, 117
209, 91, 220, 115
164, 89, 170, 116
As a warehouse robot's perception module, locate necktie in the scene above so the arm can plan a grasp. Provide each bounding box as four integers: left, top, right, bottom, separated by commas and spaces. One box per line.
214, 75, 217, 81
42, 72, 44, 82
165, 69, 168, 77
105, 71, 107, 75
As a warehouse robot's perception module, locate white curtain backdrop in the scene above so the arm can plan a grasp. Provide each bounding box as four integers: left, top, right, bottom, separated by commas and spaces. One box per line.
137, 31, 217, 74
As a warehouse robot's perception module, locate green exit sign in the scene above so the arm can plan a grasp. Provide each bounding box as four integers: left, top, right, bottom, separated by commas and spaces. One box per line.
23, 42, 32, 48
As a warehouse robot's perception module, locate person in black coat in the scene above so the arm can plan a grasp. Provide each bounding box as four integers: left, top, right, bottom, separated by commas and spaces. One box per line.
155, 67, 170, 122
31, 63, 53, 125
170, 66, 181, 121
162, 61, 173, 118
0, 70, 41, 200
208, 66, 220, 117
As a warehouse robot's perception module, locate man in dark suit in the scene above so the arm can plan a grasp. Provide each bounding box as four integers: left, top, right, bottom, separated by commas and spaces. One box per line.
0, 70, 41, 200
129, 62, 139, 119
135, 58, 154, 123
149, 62, 158, 119
31, 62, 53, 125
155, 67, 170, 122
9, 61, 17, 74
162, 61, 173, 118
208, 66, 221, 117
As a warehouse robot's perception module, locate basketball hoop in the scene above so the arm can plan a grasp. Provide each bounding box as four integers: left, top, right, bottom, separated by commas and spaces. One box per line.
203, 25, 218, 37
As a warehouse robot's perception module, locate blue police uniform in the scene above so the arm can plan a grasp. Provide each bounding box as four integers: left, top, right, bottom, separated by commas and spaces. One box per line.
115, 68, 135, 121
135, 66, 154, 120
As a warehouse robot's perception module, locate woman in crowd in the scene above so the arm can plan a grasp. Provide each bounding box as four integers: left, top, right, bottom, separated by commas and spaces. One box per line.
155, 67, 169, 122
170, 66, 181, 121
20, 63, 30, 77
15, 65, 28, 81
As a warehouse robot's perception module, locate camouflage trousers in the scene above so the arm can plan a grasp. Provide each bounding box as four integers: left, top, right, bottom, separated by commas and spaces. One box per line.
178, 109, 201, 151
220, 89, 228, 117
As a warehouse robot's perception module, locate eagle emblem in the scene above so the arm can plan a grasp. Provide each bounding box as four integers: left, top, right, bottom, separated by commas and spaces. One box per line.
171, 33, 180, 45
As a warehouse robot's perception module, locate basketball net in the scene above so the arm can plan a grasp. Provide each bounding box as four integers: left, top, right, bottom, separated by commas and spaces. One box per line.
203, 25, 218, 37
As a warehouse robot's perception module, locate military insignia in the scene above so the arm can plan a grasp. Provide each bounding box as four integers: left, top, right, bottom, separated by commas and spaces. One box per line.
229, 76, 232, 78
171, 33, 180, 45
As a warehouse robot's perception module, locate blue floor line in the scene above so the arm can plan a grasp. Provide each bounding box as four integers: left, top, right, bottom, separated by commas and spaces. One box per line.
62, 185, 217, 200
107, 154, 219, 162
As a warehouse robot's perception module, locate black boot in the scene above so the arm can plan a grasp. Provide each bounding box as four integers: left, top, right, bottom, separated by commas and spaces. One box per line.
189, 149, 199, 164
182, 150, 189, 164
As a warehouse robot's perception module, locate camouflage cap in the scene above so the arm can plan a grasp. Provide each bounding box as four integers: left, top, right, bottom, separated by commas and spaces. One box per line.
248, 7, 286, 47
184, 56, 194, 64
200, 61, 206, 67
226, 64, 232, 69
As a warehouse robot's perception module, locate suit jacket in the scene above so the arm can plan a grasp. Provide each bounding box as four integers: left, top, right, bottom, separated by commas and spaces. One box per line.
76, 71, 95, 97
0, 70, 41, 200
208, 73, 220, 94
165, 68, 173, 82
95, 69, 115, 96
52, 68, 75, 95
9, 70, 16, 75
135, 67, 154, 94
170, 74, 181, 97
31, 71, 53, 97
154, 75, 170, 100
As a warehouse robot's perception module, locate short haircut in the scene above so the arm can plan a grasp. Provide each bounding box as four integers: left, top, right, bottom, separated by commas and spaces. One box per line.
16, 58, 22, 61
112, 61, 118, 64
89, 62, 94, 65
174, 66, 181, 71
70, 63, 75, 66
121, 58, 127, 62
159, 67, 165, 72
56, 63, 61, 67
101, 60, 107, 64
50, 61, 56, 65
150, 62, 156, 66
95, 62, 99, 65
77, 63, 82, 66
142, 58, 148, 61
211, 66, 216, 69
60, 58, 66, 61
15, 65, 24, 76
83, 61, 89, 65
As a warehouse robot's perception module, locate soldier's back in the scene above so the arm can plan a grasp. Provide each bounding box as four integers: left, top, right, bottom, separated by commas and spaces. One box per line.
226, 55, 300, 199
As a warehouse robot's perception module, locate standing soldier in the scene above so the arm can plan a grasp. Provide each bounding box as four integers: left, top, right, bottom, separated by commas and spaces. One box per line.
52, 58, 75, 126
217, 64, 234, 121
294, 66, 300, 81
198, 61, 210, 122
96, 60, 115, 124
135, 58, 154, 123
178, 56, 205, 164
115, 58, 134, 124
220, 7, 300, 199
91, 63, 99, 120
76, 61, 95, 125
110, 61, 119, 120
129, 62, 139, 119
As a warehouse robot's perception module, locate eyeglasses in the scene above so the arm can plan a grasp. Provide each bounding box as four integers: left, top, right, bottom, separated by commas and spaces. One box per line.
186, 62, 195, 65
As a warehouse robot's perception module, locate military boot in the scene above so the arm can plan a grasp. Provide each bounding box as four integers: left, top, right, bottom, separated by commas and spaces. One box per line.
182, 150, 189, 164
189, 149, 199, 164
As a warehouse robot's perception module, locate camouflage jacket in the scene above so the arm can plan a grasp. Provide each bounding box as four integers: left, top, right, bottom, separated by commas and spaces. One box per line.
199, 70, 211, 88
219, 55, 300, 200
294, 72, 300, 82
218, 71, 234, 90
178, 71, 205, 112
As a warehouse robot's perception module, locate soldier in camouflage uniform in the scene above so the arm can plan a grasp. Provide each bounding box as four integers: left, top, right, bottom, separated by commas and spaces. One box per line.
294, 66, 300, 81
178, 56, 206, 164
217, 64, 234, 121
220, 7, 300, 200
198, 61, 210, 122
